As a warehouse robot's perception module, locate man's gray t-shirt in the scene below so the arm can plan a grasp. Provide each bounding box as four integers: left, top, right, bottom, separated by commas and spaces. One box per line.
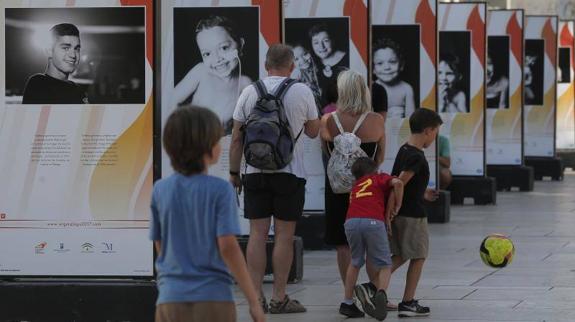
233, 76, 318, 179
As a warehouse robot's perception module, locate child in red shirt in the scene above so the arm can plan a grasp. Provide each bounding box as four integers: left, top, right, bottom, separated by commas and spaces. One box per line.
339, 157, 403, 321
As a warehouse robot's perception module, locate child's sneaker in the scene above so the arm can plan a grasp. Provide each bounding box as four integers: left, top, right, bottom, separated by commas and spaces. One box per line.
367, 290, 388, 321
359, 281, 377, 297
354, 284, 374, 314
339, 302, 365, 318
398, 299, 430, 317
359, 282, 397, 311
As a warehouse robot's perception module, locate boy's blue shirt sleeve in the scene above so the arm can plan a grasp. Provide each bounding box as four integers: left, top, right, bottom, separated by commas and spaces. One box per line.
149, 185, 161, 241
216, 182, 241, 237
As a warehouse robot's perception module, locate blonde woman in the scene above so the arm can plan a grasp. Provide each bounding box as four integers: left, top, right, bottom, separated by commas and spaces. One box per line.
320, 70, 386, 317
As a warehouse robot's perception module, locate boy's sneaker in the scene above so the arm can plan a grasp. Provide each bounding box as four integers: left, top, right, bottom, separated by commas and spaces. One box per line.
360, 281, 378, 297
359, 282, 397, 311
339, 302, 365, 318
367, 290, 389, 321
354, 284, 374, 314
398, 299, 430, 317
269, 295, 306, 314
355, 286, 388, 321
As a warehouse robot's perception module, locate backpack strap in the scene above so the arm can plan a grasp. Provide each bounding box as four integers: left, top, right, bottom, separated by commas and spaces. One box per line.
351, 113, 369, 134
254, 80, 268, 98
273, 78, 297, 100
332, 112, 345, 134
371, 143, 378, 160
274, 78, 301, 141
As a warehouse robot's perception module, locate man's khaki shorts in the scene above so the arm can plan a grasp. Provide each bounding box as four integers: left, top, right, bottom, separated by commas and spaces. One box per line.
155, 302, 236, 322
390, 216, 429, 260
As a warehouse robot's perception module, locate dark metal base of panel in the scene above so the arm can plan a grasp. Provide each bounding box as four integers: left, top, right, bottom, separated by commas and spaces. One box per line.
448, 176, 497, 205
0, 279, 156, 322
525, 156, 564, 181
486, 165, 534, 191
295, 211, 329, 250
557, 150, 575, 170
237, 235, 303, 283
424, 190, 451, 223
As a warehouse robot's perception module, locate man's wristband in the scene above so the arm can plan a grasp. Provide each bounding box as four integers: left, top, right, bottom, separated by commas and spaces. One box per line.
229, 171, 240, 177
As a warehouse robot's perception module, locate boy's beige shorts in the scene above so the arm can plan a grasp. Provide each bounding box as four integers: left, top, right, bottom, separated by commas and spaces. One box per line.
390, 216, 429, 260
156, 302, 236, 322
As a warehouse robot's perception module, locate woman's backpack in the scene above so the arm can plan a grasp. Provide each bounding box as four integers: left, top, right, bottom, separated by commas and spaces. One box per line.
327, 112, 369, 193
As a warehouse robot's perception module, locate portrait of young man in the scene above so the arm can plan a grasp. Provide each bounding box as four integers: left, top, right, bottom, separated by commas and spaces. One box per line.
22, 23, 88, 104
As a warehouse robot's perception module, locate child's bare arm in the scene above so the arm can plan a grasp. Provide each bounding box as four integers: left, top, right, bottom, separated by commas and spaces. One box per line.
385, 191, 395, 235
218, 235, 265, 322
404, 83, 416, 116
455, 91, 467, 113
174, 63, 203, 104
390, 178, 404, 213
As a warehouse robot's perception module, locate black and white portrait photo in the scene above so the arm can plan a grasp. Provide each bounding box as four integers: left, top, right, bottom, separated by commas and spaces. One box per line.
5, 7, 145, 105
439, 31, 471, 113
173, 7, 259, 135
284, 17, 350, 112
371, 25, 420, 118
558, 47, 571, 83
524, 39, 545, 106
487, 36, 510, 109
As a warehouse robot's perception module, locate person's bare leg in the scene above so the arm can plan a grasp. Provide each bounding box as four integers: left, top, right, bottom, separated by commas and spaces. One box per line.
336, 245, 351, 285
344, 264, 361, 300
366, 259, 379, 287
247, 218, 272, 297
385, 256, 407, 309
403, 259, 425, 302
439, 167, 452, 190
391, 255, 407, 273
271, 218, 297, 301
377, 267, 391, 291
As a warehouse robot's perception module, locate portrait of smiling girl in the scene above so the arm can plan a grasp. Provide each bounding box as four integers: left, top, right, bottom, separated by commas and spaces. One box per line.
291, 43, 322, 108
174, 14, 254, 134
438, 53, 467, 113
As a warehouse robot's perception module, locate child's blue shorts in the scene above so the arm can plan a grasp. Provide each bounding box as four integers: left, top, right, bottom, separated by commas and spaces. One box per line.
344, 218, 392, 269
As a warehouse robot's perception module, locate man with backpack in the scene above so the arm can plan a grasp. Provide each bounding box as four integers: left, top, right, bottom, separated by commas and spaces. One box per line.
229, 44, 320, 314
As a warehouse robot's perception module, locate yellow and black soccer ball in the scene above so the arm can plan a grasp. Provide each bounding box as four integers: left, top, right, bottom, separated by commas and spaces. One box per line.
480, 234, 515, 268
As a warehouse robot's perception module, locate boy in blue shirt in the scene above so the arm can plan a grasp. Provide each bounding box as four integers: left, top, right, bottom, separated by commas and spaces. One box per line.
150, 106, 265, 322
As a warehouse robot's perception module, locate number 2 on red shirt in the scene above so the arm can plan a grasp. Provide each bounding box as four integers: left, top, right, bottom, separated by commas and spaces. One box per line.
355, 178, 373, 198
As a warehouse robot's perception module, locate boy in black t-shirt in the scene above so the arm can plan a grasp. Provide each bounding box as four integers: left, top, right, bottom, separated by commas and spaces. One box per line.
22, 23, 88, 104
390, 108, 442, 317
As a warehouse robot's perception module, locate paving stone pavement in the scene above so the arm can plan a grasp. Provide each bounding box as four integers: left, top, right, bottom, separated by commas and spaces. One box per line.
235, 171, 575, 322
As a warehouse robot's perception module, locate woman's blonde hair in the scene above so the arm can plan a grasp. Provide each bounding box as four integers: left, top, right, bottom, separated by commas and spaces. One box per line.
336, 70, 372, 115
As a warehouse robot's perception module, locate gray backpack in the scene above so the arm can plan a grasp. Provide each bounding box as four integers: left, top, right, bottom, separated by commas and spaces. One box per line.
327, 112, 370, 193
242, 78, 301, 170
